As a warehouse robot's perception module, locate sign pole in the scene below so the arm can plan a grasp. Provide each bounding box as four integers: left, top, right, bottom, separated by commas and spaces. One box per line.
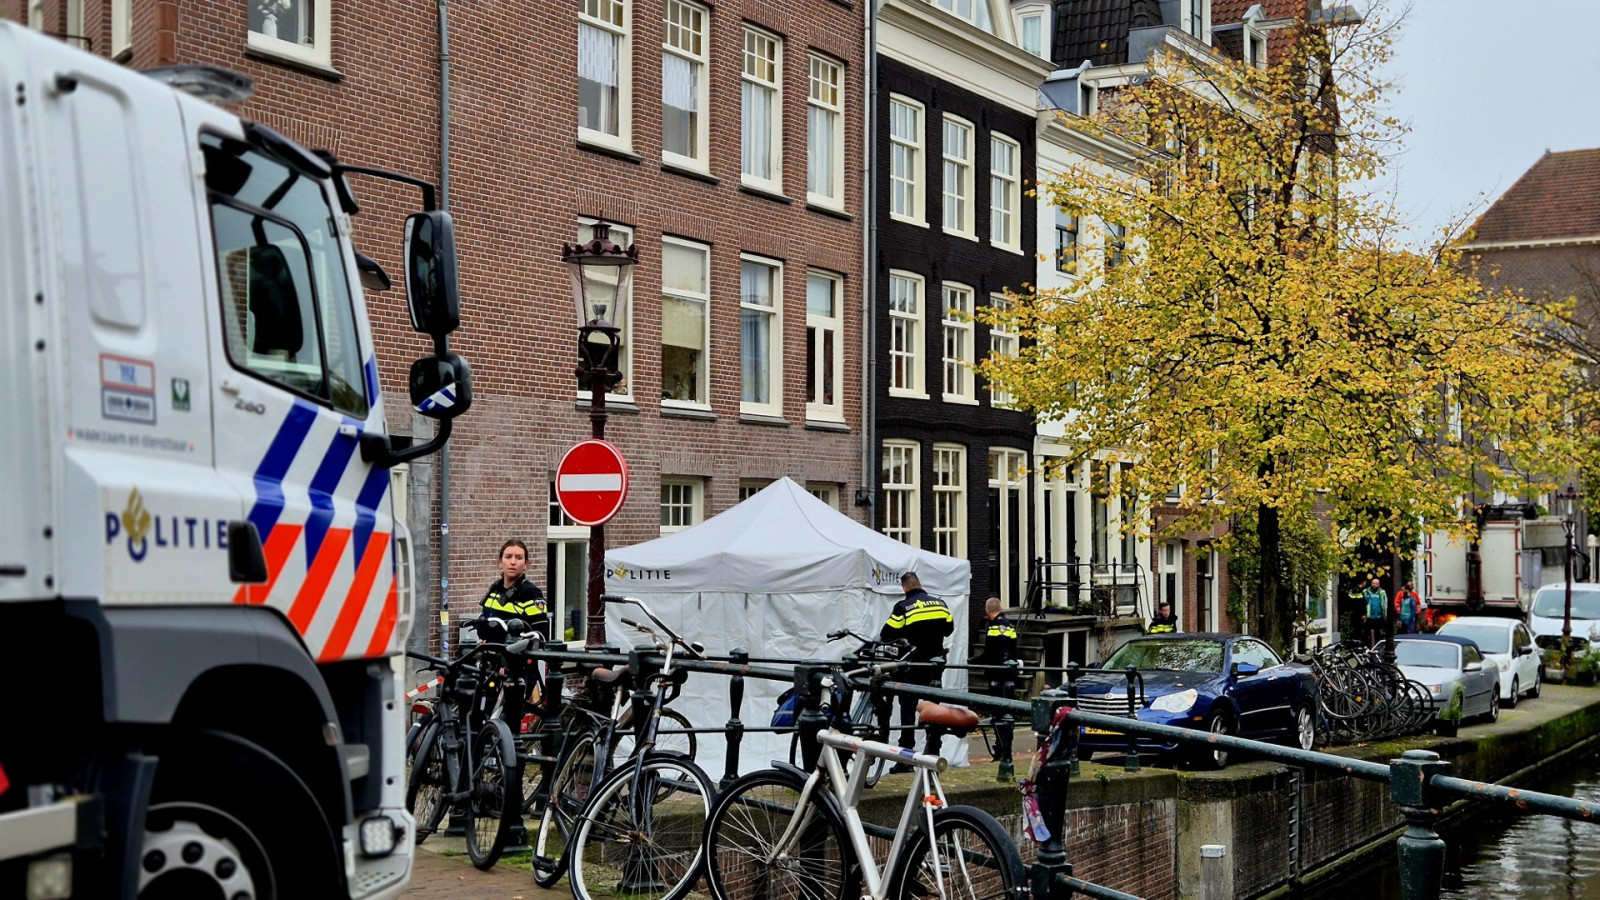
586, 380, 608, 648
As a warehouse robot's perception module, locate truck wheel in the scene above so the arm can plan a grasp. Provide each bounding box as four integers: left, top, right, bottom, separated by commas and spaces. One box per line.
140, 729, 342, 899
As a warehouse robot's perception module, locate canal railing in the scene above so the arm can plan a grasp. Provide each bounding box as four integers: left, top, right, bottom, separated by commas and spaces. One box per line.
501, 633, 1599, 900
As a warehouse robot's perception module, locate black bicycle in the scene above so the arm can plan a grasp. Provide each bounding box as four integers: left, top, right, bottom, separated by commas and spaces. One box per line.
784, 630, 910, 789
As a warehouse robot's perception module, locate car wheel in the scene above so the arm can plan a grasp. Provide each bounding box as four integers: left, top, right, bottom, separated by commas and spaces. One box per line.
1291, 704, 1315, 752
1506, 677, 1519, 709
1532, 670, 1543, 698
1186, 711, 1234, 770
1483, 688, 1500, 724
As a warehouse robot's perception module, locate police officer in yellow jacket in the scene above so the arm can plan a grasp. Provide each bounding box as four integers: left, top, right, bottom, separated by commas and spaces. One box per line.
973, 596, 1018, 695
880, 572, 954, 766
1146, 600, 1177, 635
478, 539, 550, 643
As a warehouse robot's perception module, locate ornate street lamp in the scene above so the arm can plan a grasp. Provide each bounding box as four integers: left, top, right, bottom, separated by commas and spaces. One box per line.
1557, 481, 1584, 681
563, 222, 637, 647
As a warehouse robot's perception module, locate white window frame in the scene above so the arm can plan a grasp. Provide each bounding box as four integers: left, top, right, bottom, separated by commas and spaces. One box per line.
989, 133, 1021, 251
805, 270, 845, 423
548, 482, 591, 645
932, 0, 993, 31
247, 0, 334, 70
806, 482, 840, 508
578, 0, 633, 152
660, 478, 704, 534
111, 0, 131, 58
1160, 540, 1184, 626
27, 0, 43, 30
576, 218, 634, 402
989, 448, 1030, 605
662, 0, 710, 172
741, 25, 784, 193
739, 254, 784, 417
888, 270, 927, 398
1018, 12, 1045, 57
806, 53, 846, 209
66, 0, 87, 48
988, 293, 1018, 407
660, 236, 711, 409
882, 441, 921, 547
889, 95, 926, 225
941, 282, 975, 403
1185, 0, 1210, 43
941, 115, 975, 238
932, 443, 967, 558
738, 479, 772, 501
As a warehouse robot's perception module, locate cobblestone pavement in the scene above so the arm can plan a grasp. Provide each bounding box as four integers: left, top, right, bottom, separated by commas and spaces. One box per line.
403, 841, 560, 899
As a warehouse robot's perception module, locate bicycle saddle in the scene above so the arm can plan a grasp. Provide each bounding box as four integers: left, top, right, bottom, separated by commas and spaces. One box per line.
591, 666, 627, 683
916, 700, 980, 730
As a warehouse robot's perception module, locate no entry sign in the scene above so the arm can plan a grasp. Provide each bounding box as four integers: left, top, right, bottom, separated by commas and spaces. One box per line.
555, 439, 630, 526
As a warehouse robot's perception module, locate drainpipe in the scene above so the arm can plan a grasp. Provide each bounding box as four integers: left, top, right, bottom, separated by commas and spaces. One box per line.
436, 0, 453, 641
860, 0, 879, 529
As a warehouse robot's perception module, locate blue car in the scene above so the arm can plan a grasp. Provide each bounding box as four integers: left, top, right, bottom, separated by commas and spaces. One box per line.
1072, 633, 1318, 768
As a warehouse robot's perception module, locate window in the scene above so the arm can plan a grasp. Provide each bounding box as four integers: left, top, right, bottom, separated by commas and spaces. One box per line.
1185, 0, 1209, 42
204, 133, 367, 416
1019, 13, 1044, 57
548, 483, 589, 643
662, 0, 709, 169
577, 220, 633, 399
660, 478, 703, 533
580, 0, 631, 148
807, 483, 839, 508
1104, 221, 1126, 269
1091, 461, 1110, 563
66, 0, 87, 49
1055, 209, 1078, 274
988, 294, 1018, 407
805, 271, 844, 422
941, 283, 975, 402
807, 54, 845, 207
932, 444, 966, 557
742, 26, 783, 190
988, 449, 1029, 605
932, 0, 993, 31
27, 0, 43, 30
990, 134, 1020, 249
659, 238, 709, 406
1119, 462, 1138, 569
888, 271, 925, 396
739, 479, 772, 501
1232, 639, 1279, 670
942, 116, 975, 236
248, 0, 333, 69
740, 256, 782, 416
889, 96, 925, 223
882, 441, 920, 546
111, 0, 131, 57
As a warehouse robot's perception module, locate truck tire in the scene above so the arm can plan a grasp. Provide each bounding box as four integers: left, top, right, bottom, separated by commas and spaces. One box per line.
139, 729, 343, 900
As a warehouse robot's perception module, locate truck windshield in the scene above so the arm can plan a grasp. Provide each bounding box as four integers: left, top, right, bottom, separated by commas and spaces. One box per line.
1394, 641, 1460, 669
1103, 639, 1224, 673
1532, 588, 1600, 620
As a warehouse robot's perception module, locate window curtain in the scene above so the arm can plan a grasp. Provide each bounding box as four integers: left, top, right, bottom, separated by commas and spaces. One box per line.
808, 106, 834, 196
742, 83, 772, 179
579, 24, 618, 86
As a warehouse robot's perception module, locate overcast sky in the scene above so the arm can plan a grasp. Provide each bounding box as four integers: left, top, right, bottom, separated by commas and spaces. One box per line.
1372, 0, 1600, 245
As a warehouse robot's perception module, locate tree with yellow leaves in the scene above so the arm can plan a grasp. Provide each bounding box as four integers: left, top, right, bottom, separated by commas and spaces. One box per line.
982, 4, 1581, 652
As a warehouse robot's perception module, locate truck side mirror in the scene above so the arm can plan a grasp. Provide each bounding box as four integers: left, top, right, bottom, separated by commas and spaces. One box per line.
410, 352, 473, 419
403, 210, 460, 337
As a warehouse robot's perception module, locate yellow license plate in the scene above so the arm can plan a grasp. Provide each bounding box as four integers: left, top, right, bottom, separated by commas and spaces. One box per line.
1081, 727, 1118, 735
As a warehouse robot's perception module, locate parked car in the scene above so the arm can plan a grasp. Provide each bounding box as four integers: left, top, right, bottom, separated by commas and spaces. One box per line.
1071, 634, 1318, 769
1437, 617, 1542, 705
1528, 583, 1600, 655
1393, 635, 1501, 728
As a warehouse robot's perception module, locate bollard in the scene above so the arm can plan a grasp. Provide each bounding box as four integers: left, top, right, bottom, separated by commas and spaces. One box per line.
1390, 749, 1449, 900
1199, 845, 1228, 900
1124, 666, 1141, 772
995, 660, 1018, 782
1065, 663, 1081, 776
1029, 688, 1075, 900
721, 648, 748, 791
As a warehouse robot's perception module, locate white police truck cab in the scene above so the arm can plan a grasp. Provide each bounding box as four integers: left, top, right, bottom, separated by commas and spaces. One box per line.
0, 21, 472, 899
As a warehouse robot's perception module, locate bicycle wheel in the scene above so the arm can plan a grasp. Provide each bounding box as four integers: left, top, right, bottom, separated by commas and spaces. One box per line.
569, 754, 715, 900
893, 805, 1025, 900
533, 730, 602, 888
405, 721, 451, 845
704, 768, 856, 900
465, 719, 521, 870
613, 708, 699, 765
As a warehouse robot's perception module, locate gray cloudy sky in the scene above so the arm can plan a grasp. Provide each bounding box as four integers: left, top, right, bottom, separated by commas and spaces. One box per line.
1373, 0, 1600, 244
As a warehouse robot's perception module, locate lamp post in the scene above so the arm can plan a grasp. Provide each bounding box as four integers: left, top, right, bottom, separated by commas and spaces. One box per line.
1557, 481, 1583, 681
563, 222, 637, 648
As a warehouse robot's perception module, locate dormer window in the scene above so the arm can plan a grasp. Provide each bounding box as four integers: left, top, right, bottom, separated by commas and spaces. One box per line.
931, 0, 995, 33
1020, 13, 1044, 56
1184, 0, 1210, 44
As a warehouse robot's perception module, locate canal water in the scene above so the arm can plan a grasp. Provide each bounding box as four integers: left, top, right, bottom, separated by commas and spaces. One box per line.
1305, 747, 1600, 898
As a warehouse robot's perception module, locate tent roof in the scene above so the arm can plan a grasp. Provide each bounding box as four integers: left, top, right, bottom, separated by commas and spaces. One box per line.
605, 478, 970, 596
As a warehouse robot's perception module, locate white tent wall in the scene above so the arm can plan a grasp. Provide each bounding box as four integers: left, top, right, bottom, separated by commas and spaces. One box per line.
602, 589, 970, 778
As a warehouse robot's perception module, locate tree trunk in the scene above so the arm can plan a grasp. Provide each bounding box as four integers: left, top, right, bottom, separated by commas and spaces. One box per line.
1256, 501, 1291, 653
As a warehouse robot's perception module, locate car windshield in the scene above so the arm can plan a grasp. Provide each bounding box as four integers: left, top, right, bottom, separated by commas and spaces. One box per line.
1532, 588, 1600, 620
1439, 624, 1508, 654
1103, 639, 1224, 673
1395, 641, 1460, 669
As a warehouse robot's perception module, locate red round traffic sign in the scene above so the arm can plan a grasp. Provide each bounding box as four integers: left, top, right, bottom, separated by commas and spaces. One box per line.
555, 439, 630, 526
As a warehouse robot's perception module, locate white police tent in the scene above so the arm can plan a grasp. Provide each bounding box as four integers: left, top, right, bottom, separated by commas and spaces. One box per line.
603, 477, 972, 775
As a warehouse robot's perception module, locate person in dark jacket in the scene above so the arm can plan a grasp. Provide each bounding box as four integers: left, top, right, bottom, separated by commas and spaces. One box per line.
1147, 600, 1178, 634
972, 596, 1018, 681
880, 572, 954, 768
478, 539, 550, 643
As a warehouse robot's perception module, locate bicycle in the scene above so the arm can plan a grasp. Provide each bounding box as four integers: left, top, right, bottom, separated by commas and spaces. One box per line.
704, 659, 1025, 900
534, 595, 717, 900
783, 629, 909, 790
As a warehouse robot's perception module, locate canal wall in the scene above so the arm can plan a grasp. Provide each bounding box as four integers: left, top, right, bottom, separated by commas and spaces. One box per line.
909, 684, 1600, 900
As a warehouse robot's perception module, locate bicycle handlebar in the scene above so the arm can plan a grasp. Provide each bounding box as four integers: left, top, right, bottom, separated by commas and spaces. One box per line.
604, 595, 706, 659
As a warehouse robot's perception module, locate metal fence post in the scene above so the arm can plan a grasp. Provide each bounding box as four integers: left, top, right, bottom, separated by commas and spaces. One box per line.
1390, 749, 1449, 900
721, 648, 748, 791
793, 663, 829, 772
1029, 688, 1075, 900
995, 660, 1018, 783
1124, 666, 1141, 772
1065, 663, 1081, 776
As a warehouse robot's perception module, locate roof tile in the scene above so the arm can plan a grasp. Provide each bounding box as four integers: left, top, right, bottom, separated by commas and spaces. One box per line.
1472, 148, 1600, 244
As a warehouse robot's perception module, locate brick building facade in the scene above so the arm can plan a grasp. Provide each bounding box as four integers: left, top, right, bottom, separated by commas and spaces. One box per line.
13, 0, 867, 646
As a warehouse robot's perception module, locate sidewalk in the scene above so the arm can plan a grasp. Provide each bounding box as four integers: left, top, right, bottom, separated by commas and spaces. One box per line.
403, 839, 559, 899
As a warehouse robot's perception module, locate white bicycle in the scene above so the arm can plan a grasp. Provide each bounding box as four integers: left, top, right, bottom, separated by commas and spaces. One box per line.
703, 661, 1025, 900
